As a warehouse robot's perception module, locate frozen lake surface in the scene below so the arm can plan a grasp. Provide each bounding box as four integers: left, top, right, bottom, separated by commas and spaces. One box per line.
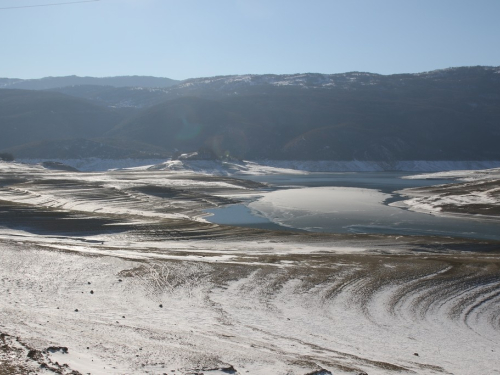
206, 172, 500, 240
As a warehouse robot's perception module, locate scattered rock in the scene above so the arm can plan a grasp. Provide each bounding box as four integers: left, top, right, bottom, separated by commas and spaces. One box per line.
159, 304, 163, 308
74, 309, 79, 312
304, 370, 333, 375
221, 365, 237, 374
414, 352, 419, 356
200, 365, 237, 374
27, 349, 43, 361
0, 332, 81, 375
41, 161, 80, 172
87, 282, 91, 285
46, 346, 69, 354
90, 290, 94, 294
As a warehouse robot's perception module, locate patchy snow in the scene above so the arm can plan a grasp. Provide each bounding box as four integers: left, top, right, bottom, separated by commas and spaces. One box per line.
17, 158, 169, 172
14, 158, 500, 174
403, 167, 500, 181
174, 72, 383, 91
396, 188, 500, 217
400, 191, 498, 214
1, 240, 499, 375
257, 160, 500, 172
1, 161, 500, 374
145, 159, 308, 176
396, 168, 500, 217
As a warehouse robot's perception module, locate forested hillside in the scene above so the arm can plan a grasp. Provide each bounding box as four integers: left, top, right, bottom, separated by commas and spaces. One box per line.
1, 67, 499, 161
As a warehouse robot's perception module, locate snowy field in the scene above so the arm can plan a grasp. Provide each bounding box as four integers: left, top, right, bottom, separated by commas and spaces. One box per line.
402, 167, 500, 182
1, 161, 499, 374
16, 158, 500, 174
397, 168, 500, 217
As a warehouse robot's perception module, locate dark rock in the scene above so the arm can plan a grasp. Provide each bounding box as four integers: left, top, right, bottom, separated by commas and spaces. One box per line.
201, 365, 237, 374
47, 346, 69, 354
304, 370, 333, 375
42, 161, 80, 172
221, 365, 237, 374
27, 349, 43, 361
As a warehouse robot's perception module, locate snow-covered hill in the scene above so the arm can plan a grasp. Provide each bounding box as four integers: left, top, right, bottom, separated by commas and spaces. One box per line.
173, 65, 500, 93
15, 158, 500, 174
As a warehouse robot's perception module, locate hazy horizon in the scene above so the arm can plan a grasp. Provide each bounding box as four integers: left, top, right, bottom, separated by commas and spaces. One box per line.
3, 63, 500, 81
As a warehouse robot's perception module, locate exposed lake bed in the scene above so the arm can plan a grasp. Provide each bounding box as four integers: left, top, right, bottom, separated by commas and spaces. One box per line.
0, 162, 499, 374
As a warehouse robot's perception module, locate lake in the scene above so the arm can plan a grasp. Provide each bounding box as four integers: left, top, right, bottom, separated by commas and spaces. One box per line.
204, 172, 500, 240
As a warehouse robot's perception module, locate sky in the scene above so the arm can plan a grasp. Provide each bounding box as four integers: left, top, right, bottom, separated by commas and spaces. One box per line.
1, 0, 500, 80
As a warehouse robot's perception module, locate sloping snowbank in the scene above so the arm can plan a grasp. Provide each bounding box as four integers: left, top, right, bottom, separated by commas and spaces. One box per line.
145, 159, 306, 175
17, 158, 168, 172
398, 187, 500, 216
257, 160, 500, 172
403, 167, 500, 181
396, 170, 500, 217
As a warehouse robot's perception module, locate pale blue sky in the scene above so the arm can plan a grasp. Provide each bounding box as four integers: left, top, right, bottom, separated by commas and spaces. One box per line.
1, 0, 499, 80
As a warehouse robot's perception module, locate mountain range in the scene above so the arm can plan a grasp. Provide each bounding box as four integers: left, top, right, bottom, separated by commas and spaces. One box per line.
1, 66, 499, 161
0, 75, 179, 90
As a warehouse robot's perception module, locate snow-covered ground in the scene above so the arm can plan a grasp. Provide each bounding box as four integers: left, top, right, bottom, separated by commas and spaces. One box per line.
17, 158, 170, 172
16, 158, 500, 174
1, 161, 499, 374
403, 167, 500, 182
396, 168, 500, 217
144, 159, 307, 176
257, 160, 500, 172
